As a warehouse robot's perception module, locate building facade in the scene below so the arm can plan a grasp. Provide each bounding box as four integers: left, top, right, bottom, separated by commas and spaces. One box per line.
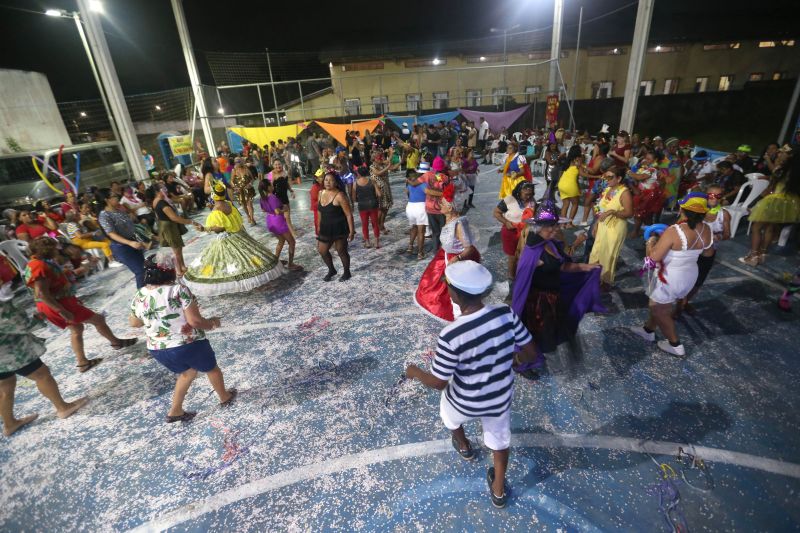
283, 39, 798, 122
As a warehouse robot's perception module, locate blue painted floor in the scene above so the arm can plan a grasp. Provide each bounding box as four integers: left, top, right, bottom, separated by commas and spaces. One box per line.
1, 165, 799, 532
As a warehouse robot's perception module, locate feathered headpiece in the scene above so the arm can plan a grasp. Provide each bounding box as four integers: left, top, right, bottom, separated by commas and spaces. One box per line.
442, 183, 455, 203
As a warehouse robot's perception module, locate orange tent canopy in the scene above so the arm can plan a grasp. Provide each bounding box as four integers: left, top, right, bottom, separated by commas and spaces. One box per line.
314, 119, 382, 147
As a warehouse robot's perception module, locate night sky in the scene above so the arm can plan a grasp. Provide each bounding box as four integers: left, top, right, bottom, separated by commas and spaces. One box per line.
0, 0, 797, 102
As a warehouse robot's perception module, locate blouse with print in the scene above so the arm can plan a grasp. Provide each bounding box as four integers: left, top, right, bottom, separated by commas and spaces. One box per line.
130, 283, 206, 350
99, 209, 137, 241
440, 217, 474, 254
24, 258, 75, 301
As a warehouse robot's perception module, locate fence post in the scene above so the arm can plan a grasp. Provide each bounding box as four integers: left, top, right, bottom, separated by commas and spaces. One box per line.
298, 81, 306, 122
257, 85, 267, 127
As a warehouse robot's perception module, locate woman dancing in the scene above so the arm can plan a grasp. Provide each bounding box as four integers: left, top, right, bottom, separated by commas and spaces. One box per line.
183, 182, 286, 296
588, 167, 633, 289
317, 171, 355, 282
630, 194, 713, 357
414, 183, 479, 322
493, 181, 536, 285
259, 180, 301, 271
231, 159, 257, 225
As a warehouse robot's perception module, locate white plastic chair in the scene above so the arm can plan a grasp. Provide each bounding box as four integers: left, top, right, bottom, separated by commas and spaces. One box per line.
532, 159, 547, 179
745, 172, 765, 181
777, 224, 796, 247
726, 179, 770, 237
0, 239, 30, 275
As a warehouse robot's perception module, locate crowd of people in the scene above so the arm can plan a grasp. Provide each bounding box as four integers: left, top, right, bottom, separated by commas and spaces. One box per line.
1, 118, 798, 508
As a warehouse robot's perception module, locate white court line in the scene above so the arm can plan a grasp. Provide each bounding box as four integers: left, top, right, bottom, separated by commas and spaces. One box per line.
716, 258, 795, 294
616, 276, 750, 294
128, 432, 800, 533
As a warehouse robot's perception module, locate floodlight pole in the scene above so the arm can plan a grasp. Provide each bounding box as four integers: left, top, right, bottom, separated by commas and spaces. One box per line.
266, 48, 281, 124
171, 0, 216, 158
71, 12, 125, 170
569, 6, 583, 132
548, 0, 564, 97
778, 74, 800, 144
76, 0, 147, 181
619, 0, 655, 133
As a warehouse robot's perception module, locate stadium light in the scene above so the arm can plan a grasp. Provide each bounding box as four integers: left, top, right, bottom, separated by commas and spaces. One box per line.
89, 0, 104, 13
217, 107, 224, 114
79, 111, 87, 117
655, 45, 661, 51
154, 105, 161, 111
432, 58, 440, 65
613, 48, 619, 54
479, 56, 486, 61
45, 8, 64, 16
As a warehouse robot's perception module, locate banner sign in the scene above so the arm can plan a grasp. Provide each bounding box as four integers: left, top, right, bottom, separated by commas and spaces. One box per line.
545, 95, 560, 127
167, 135, 193, 156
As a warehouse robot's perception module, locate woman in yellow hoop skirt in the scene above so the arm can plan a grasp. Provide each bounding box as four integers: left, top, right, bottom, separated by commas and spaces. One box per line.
184, 182, 286, 296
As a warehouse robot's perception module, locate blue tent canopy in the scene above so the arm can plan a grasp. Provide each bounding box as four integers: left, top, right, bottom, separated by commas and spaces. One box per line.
386, 110, 461, 128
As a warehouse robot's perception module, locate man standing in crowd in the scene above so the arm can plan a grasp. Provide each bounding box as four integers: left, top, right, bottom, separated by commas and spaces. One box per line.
406, 260, 538, 508
305, 132, 321, 175
478, 116, 490, 162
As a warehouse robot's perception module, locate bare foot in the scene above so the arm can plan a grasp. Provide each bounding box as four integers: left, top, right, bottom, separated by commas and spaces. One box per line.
3, 413, 39, 436
57, 397, 89, 419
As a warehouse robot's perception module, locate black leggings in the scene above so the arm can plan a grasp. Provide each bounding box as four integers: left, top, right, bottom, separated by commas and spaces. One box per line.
692, 252, 716, 291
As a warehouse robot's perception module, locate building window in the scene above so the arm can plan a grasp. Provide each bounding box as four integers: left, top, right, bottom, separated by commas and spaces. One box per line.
405, 58, 447, 68
663, 78, 679, 94
773, 71, 786, 80
432, 92, 449, 109
593, 81, 613, 99
406, 94, 421, 112
759, 41, 776, 47
694, 77, 708, 93
749, 73, 764, 82
372, 96, 389, 115
465, 89, 481, 107
341, 62, 384, 72
524, 86, 541, 103
587, 47, 624, 56
718, 75, 733, 91
703, 42, 740, 50
639, 80, 654, 96
781, 40, 795, 46
492, 87, 508, 105
648, 45, 680, 53
344, 98, 361, 116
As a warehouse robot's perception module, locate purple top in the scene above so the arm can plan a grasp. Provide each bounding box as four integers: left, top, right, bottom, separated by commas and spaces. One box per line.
462, 157, 479, 174
260, 194, 283, 214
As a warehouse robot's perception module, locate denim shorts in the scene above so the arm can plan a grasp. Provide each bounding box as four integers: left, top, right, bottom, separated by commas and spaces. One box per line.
150, 339, 217, 373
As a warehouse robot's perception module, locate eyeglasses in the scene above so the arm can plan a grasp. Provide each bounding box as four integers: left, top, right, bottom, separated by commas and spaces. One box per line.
707, 193, 722, 199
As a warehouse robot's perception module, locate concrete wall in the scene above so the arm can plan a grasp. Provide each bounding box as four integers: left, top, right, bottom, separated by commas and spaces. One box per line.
0, 69, 72, 154
284, 39, 799, 119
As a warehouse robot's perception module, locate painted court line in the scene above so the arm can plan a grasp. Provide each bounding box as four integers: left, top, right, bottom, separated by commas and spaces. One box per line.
616, 276, 750, 293
128, 433, 800, 532
213, 308, 420, 334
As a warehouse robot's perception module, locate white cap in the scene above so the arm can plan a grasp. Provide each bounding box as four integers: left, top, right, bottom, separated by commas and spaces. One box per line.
445, 260, 492, 295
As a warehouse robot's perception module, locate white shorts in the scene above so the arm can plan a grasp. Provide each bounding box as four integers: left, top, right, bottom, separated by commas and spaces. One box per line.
439, 391, 511, 450
406, 202, 428, 226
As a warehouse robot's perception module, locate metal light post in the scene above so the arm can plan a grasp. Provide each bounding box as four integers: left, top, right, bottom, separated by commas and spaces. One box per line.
490, 24, 519, 111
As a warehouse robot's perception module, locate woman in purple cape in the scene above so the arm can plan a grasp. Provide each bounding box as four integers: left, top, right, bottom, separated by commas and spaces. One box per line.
511, 200, 605, 376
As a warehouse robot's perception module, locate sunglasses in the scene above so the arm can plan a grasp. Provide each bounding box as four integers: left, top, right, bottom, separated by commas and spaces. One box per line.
707, 193, 722, 199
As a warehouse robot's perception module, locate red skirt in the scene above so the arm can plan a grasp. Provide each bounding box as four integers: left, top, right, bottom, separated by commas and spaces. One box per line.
414, 248, 482, 322
634, 186, 665, 219
36, 296, 94, 329
500, 225, 520, 256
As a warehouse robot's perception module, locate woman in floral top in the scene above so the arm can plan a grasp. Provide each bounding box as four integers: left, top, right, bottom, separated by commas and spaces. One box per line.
0, 297, 89, 436
129, 254, 236, 423
24, 237, 137, 373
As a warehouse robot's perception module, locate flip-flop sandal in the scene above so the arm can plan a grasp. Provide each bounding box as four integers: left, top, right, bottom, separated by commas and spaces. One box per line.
165, 411, 197, 423
417, 253, 426, 260
111, 338, 138, 350
451, 436, 476, 460
220, 388, 238, 407
77, 358, 103, 373
406, 247, 414, 254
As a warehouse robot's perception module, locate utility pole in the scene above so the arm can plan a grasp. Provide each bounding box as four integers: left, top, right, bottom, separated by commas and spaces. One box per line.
491, 24, 519, 112
570, 6, 583, 131
548, 0, 564, 96
171, 0, 216, 158
76, 0, 147, 181
619, 0, 655, 133
266, 48, 280, 124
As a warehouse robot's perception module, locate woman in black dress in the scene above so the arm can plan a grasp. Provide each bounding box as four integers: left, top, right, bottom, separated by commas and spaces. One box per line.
317, 171, 355, 282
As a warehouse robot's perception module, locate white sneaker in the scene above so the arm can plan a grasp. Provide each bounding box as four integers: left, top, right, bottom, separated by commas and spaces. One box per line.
657, 340, 686, 357
629, 326, 655, 342
108, 261, 124, 268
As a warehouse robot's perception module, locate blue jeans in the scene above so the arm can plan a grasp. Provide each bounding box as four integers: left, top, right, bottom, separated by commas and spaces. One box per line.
110, 242, 145, 288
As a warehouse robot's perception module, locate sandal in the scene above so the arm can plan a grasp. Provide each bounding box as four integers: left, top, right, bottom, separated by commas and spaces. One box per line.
77, 358, 103, 373
451, 435, 476, 460
406, 246, 414, 254
364, 241, 372, 248
111, 338, 138, 350
166, 411, 197, 424
220, 388, 238, 407
417, 252, 425, 261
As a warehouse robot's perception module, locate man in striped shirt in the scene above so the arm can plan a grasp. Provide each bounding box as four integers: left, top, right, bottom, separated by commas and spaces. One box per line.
406, 261, 537, 508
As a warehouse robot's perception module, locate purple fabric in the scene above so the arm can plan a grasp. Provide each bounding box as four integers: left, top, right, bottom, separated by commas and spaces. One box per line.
260, 194, 289, 235
512, 239, 605, 346
458, 106, 530, 134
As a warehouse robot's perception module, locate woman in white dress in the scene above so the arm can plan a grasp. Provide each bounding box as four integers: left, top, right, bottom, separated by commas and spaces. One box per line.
630, 193, 712, 357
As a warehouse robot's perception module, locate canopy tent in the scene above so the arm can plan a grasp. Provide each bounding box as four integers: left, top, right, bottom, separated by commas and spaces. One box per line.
315, 119, 382, 147
386, 111, 461, 128
227, 129, 246, 153
458, 105, 530, 133
227, 124, 306, 149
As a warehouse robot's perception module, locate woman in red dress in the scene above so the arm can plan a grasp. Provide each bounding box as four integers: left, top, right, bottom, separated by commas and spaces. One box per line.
23, 237, 137, 373
414, 184, 481, 322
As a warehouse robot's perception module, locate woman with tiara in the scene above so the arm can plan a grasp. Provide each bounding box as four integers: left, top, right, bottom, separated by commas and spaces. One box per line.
183, 182, 286, 296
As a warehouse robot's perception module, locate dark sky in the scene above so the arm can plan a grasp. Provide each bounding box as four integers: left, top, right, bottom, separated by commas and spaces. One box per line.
0, 0, 798, 102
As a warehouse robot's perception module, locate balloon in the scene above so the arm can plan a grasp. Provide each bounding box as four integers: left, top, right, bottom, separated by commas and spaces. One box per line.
31, 156, 76, 195
643, 223, 669, 241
